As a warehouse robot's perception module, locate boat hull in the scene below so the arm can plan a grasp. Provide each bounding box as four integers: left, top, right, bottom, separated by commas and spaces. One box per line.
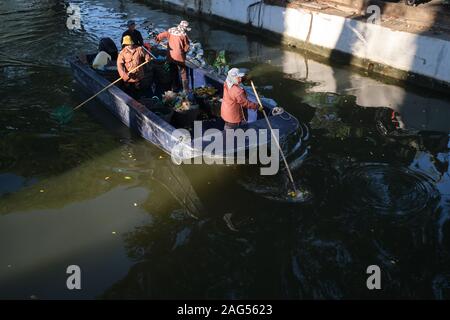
69, 55, 301, 162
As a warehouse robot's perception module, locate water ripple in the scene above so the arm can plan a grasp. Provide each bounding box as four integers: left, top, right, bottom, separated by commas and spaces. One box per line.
341, 163, 440, 218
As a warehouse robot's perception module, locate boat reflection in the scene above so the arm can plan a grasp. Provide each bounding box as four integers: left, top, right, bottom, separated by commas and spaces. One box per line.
99, 92, 450, 299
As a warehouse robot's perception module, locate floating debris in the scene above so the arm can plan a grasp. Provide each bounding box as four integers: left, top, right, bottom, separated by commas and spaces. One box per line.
124, 176, 132, 180
238, 172, 313, 204
224, 213, 239, 232
172, 227, 192, 250
288, 188, 313, 202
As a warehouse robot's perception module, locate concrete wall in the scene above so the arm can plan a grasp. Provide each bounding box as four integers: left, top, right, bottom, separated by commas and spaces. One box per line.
149, 0, 450, 91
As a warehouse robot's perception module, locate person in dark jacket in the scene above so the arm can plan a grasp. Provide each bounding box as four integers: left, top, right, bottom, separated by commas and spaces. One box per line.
121, 20, 144, 47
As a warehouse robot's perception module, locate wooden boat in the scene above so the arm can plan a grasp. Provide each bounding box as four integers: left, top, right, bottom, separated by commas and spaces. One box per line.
68, 47, 301, 162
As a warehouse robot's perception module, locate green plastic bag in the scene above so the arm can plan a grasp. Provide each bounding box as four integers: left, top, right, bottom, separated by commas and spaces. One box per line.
213, 50, 229, 75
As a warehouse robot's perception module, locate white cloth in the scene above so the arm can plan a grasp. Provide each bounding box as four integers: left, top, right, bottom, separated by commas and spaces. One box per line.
92, 51, 111, 70
225, 68, 245, 89
168, 26, 187, 37
168, 21, 191, 36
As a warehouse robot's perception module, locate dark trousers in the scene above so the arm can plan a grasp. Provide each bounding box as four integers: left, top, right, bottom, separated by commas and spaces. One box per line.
224, 121, 242, 130
122, 78, 152, 99
169, 61, 189, 92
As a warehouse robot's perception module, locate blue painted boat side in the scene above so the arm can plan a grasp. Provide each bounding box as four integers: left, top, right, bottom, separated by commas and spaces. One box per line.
69, 55, 301, 161
70, 56, 187, 156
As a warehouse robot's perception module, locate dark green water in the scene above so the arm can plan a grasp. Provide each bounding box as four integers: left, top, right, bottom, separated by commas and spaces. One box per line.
1, 0, 450, 299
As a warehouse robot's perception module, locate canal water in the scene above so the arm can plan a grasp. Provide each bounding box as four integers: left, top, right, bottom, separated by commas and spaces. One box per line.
1, 0, 450, 299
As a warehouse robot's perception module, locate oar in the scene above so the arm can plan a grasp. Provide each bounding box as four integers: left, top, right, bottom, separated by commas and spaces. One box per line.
52, 59, 151, 124
73, 60, 150, 111
250, 80, 300, 198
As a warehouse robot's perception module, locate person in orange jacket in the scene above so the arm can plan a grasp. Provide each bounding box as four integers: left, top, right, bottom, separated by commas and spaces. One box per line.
221, 68, 262, 130
156, 20, 191, 92
117, 35, 151, 98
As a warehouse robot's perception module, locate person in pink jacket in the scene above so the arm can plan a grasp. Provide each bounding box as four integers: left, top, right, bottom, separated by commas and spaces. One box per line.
221, 68, 262, 130
156, 20, 191, 92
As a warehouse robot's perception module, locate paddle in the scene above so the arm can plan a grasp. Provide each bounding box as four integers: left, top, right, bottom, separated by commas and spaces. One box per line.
250, 80, 301, 199
52, 58, 151, 124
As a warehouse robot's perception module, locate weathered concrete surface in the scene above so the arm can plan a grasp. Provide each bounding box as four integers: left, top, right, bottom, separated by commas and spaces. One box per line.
147, 0, 450, 93
301, 0, 450, 33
